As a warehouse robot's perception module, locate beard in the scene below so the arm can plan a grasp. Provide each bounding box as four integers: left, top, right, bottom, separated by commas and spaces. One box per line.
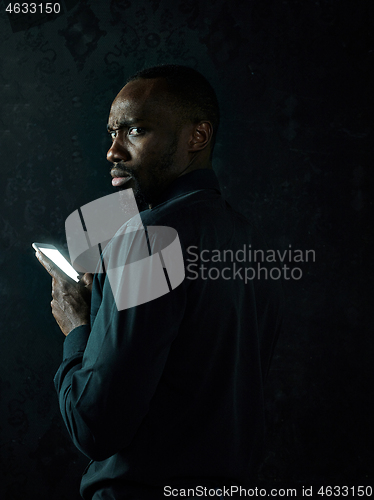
127, 175, 148, 212
116, 135, 179, 211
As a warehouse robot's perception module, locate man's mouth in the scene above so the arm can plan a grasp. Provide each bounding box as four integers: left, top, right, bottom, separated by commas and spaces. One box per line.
111, 168, 133, 187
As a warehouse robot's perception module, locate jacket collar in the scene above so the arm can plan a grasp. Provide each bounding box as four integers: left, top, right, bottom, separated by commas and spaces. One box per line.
151, 168, 221, 209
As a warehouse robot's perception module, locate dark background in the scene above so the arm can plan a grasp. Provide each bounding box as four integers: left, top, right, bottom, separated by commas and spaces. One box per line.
0, 0, 372, 498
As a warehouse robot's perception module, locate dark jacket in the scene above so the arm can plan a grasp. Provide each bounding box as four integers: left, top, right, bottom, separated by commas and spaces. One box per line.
54, 169, 284, 499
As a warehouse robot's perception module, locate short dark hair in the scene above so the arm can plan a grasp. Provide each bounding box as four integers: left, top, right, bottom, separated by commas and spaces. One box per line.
127, 64, 220, 153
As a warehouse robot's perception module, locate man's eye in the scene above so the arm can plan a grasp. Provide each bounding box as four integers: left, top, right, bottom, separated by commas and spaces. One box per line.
128, 127, 144, 136
110, 131, 117, 140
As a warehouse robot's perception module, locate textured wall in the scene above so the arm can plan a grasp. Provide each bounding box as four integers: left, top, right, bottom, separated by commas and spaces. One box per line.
0, 0, 372, 498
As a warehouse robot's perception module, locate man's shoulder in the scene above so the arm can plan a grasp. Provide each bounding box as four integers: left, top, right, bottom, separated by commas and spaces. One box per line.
137, 188, 259, 254
140, 189, 222, 228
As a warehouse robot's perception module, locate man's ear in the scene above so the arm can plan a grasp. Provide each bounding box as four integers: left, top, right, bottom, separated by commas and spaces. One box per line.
188, 121, 213, 152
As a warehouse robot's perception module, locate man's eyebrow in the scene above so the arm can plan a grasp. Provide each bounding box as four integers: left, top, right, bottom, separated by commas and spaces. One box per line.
107, 118, 143, 132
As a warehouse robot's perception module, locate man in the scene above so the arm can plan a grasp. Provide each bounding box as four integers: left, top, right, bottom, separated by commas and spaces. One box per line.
36, 65, 283, 499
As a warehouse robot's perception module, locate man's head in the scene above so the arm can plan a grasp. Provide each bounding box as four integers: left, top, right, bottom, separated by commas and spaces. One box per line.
106, 64, 220, 207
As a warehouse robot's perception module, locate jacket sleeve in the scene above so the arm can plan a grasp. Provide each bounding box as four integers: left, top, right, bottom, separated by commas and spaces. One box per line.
54, 226, 187, 461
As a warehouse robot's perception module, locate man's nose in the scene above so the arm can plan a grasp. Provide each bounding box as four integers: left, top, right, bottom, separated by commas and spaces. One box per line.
107, 139, 130, 163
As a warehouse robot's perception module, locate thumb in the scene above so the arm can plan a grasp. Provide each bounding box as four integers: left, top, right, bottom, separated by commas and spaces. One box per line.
81, 273, 94, 289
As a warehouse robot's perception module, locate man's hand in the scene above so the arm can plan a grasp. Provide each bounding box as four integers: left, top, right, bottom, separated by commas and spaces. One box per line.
35, 251, 93, 336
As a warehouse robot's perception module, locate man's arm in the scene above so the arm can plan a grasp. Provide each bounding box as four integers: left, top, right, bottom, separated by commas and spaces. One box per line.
36, 237, 187, 461
54, 273, 187, 461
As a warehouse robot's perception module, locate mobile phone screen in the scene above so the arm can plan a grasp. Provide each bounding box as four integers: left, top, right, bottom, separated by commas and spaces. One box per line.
33, 243, 80, 282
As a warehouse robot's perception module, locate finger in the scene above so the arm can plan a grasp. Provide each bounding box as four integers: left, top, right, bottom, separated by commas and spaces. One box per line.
51, 297, 64, 321
35, 250, 57, 276
35, 250, 67, 280
80, 273, 94, 287
51, 277, 64, 298
52, 276, 77, 301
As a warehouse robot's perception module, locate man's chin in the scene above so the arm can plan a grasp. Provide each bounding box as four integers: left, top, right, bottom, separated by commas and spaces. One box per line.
134, 191, 149, 212
113, 176, 135, 190
113, 178, 150, 211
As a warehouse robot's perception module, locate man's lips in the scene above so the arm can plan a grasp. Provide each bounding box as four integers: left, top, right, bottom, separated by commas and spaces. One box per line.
112, 176, 132, 187
110, 168, 133, 187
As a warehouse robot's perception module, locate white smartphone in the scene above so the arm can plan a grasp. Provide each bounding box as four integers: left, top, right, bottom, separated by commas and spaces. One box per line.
32, 242, 80, 282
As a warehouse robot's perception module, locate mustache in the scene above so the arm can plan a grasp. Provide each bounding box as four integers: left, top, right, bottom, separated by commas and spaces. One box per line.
110, 163, 135, 177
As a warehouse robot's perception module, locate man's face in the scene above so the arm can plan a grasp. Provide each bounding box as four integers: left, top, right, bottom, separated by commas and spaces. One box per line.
107, 78, 187, 207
